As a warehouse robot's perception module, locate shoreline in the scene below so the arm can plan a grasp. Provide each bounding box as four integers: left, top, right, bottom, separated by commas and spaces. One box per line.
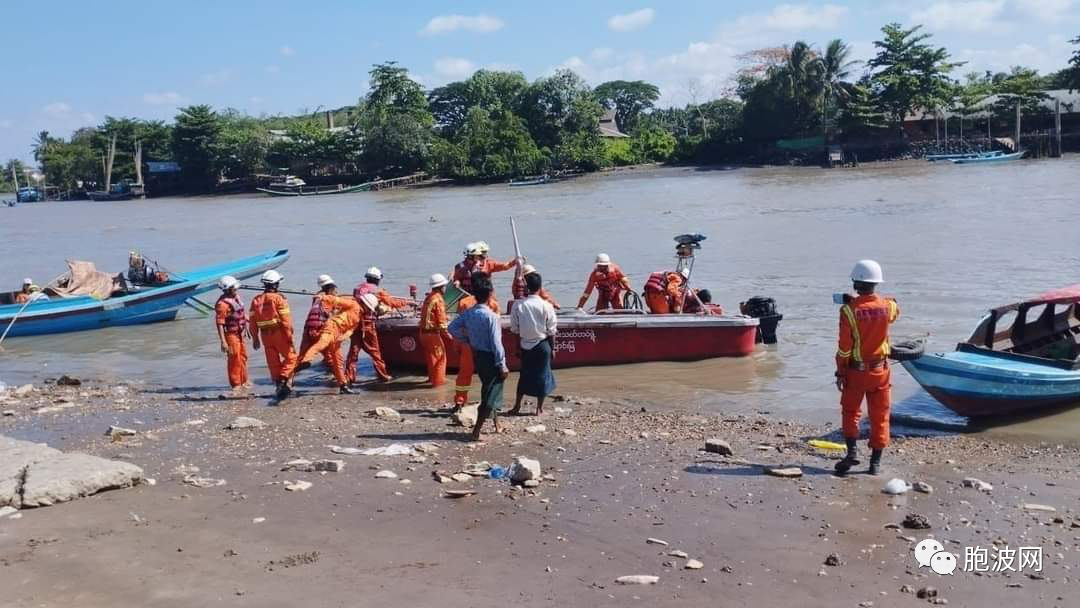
1, 377, 1076, 606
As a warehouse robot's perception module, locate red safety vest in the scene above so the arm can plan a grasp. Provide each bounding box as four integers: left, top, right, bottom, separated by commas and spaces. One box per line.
217, 295, 248, 334
304, 295, 332, 336
454, 259, 480, 293
643, 272, 668, 294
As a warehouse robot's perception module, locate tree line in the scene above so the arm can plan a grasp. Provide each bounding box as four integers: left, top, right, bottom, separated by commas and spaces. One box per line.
5, 23, 1080, 194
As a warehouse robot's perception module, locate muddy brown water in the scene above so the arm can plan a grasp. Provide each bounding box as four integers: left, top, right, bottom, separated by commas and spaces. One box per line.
3, 160, 1080, 442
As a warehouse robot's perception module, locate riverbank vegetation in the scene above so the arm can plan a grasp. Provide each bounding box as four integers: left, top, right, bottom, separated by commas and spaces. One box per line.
5, 24, 1080, 195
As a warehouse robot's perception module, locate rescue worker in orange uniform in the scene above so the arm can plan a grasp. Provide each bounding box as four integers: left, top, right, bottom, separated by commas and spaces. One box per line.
297, 274, 337, 371
643, 268, 689, 314
419, 273, 454, 387
451, 241, 517, 295
453, 271, 501, 411
577, 253, 631, 311
834, 259, 900, 477
249, 270, 298, 396
346, 267, 413, 385
292, 281, 362, 395
510, 264, 560, 312
214, 275, 251, 392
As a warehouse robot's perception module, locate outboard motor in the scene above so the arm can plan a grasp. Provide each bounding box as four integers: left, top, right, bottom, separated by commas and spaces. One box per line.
740, 296, 782, 344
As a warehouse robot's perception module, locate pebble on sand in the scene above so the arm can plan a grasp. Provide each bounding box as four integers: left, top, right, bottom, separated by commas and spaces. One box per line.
882, 478, 909, 495
371, 407, 401, 420
451, 404, 478, 427
913, 481, 933, 494
646, 537, 669, 546
283, 480, 312, 492
1021, 503, 1056, 512
226, 417, 266, 430
105, 426, 137, 437
685, 559, 704, 570
525, 424, 547, 434
668, 550, 689, 559
705, 438, 733, 456
764, 467, 803, 478
615, 575, 659, 585
902, 513, 932, 530
509, 457, 541, 483
375, 470, 398, 479
961, 477, 993, 493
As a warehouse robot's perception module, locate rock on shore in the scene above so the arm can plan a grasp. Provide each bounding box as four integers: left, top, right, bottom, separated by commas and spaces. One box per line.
1, 435, 143, 509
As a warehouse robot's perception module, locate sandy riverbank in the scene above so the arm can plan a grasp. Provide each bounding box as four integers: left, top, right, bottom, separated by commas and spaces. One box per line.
0, 378, 1077, 607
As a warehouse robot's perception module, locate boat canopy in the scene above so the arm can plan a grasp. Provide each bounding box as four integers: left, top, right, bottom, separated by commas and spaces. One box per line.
46, 261, 122, 300
965, 287, 1080, 364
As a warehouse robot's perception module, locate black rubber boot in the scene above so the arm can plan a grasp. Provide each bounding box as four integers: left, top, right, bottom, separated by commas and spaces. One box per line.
275, 381, 292, 400
339, 385, 355, 395
833, 438, 861, 476
868, 449, 883, 476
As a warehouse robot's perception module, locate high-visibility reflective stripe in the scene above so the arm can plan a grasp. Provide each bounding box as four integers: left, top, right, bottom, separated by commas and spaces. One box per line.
454, 385, 471, 392
255, 319, 280, 327
841, 305, 862, 363
836, 348, 852, 357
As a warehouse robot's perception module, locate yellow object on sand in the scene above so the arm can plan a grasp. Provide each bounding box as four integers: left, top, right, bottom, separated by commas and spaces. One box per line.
808, 439, 846, 451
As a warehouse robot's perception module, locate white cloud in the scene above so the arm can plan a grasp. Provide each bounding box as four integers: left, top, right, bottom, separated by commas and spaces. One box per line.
201, 69, 231, 86
42, 102, 71, 116
1014, 0, 1073, 21
420, 14, 504, 36
956, 36, 1075, 74
608, 8, 656, 32
0, 119, 13, 129
280, 45, 296, 57
434, 57, 477, 79
590, 47, 614, 62
143, 91, 184, 105
265, 65, 281, 74
732, 3, 849, 31
912, 0, 1006, 32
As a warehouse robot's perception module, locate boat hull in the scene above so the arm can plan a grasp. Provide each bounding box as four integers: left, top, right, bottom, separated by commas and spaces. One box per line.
949, 151, 1025, 164
901, 351, 1080, 417
376, 313, 760, 371
0, 249, 289, 337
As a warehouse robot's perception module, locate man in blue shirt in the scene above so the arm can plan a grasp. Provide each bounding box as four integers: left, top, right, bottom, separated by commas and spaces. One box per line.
448, 273, 509, 441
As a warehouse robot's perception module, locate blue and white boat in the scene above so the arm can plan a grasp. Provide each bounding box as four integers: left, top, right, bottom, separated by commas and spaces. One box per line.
926, 151, 989, 162
0, 249, 288, 338
901, 286, 1080, 417
948, 150, 1025, 164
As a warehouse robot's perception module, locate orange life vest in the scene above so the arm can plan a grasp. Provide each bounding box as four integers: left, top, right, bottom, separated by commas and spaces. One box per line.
217, 295, 248, 334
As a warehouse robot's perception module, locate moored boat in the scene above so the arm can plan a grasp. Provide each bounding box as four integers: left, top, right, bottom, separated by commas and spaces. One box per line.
377, 311, 761, 371
508, 175, 551, 187
926, 151, 996, 162
949, 150, 1025, 164
0, 249, 289, 338
900, 286, 1080, 417
256, 182, 371, 196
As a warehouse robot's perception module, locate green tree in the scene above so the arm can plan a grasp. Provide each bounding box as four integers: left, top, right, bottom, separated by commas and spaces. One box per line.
593, 80, 661, 133
356, 62, 434, 176
449, 107, 545, 179
820, 39, 857, 133
172, 105, 223, 190
867, 23, 961, 128
216, 110, 270, 179
1068, 35, 1080, 92
519, 69, 600, 150
428, 70, 528, 136
2, 159, 29, 192
988, 67, 1052, 127
837, 81, 889, 135
630, 124, 677, 162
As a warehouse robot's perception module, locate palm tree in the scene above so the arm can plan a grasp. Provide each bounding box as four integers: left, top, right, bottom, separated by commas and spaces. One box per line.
819, 39, 857, 136
780, 41, 824, 133
32, 130, 50, 162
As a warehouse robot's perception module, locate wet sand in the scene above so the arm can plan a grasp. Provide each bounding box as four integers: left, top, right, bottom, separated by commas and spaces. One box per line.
1, 379, 1076, 607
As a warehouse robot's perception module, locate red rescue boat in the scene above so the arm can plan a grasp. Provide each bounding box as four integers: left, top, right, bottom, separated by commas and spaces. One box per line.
376, 312, 761, 371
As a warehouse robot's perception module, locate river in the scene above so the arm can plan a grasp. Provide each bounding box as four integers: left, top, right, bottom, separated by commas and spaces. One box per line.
3, 159, 1080, 443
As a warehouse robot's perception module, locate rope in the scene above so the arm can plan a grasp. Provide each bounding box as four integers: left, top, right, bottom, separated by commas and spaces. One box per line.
0, 297, 36, 351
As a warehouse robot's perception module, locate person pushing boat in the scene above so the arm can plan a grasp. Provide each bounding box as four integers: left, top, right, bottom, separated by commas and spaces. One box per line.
643, 268, 689, 314
249, 270, 298, 396
833, 259, 900, 477
346, 267, 412, 385
451, 241, 517, 297
577, 254, 631, 311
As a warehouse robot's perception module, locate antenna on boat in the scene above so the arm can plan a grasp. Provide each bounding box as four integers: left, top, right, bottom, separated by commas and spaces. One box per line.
674, 234, 706, 310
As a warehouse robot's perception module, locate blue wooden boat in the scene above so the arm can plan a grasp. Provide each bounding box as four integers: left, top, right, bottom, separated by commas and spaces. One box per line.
949, 150, 1025, 164
926, 151, 989, 162
509, 175, 551, 187
0, 249, 288, 338
901, 286, 1080, 417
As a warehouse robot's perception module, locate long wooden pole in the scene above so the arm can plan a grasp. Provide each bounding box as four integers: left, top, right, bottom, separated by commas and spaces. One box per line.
105, 134, 116, 191
1055, 99, 1062, 157
1015, 100, 1021, 152
510, 216, 525, 300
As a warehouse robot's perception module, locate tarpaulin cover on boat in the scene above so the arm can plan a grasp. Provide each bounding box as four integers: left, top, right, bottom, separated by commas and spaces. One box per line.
45, 261, 122, 300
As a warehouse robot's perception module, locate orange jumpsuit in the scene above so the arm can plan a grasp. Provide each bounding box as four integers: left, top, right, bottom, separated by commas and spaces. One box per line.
298, 296, 361, 386
451, 257, 516, 294
215, 294, 249, 388
453, 294, 500, 406
419, 290, 452, 386
644, 272, 685, 314
579, 264, 631, 310
836, 294, 900, 450
346, 284, 410, 383
298, 293, 334, 367
249, 291, 298, 383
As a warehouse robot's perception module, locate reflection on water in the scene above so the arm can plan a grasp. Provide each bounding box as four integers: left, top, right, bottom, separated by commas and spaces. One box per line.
4, 159, 1080, 442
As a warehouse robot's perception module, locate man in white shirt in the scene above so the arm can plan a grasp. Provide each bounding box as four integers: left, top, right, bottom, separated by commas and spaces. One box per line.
508, 272, 558, 416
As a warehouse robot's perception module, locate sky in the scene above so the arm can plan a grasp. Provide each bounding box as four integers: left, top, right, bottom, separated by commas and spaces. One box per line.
1, 0, 1078, 163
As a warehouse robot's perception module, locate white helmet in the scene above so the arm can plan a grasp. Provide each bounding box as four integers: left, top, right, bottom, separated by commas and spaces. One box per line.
679, 268, 690, 280
260, 269, 283, 284
465, 242, 480, 256
317, 274, 336, 288
475, 241, 490, 254
850, 259, 884, 284
365, 266, 383, 280
218, 275, 239, 290
595, 253, 611, 266
522, 264, 537, 276
23, 277, 33, 286
429, 273, 449, 289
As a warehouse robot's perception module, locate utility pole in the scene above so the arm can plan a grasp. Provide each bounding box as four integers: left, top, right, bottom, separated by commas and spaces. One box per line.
1055, 98, 1062, 157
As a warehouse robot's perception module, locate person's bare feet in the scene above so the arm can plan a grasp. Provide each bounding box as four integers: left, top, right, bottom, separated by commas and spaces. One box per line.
535, 407, 544, 416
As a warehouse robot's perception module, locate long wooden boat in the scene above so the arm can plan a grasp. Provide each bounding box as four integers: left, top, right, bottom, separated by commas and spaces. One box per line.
901, 286, 1080, 417
508, 175, 551, 187
377, 311, 761, 371
256, 183, 371, 197
949, 151, 1025, 164
926, 151, 994, 162
0, 249, 289, 338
